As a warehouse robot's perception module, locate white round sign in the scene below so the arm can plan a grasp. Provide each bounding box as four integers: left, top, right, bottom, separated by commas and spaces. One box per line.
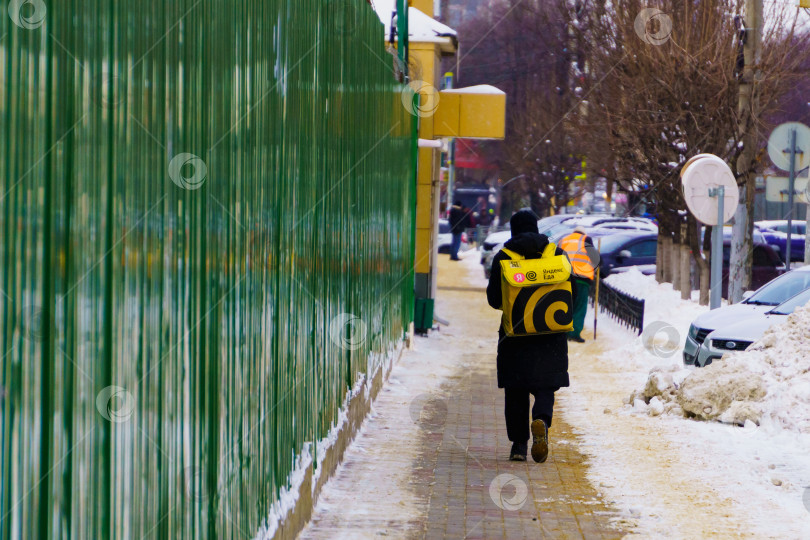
767, 122, 810, 172
679, 153, 715, 179
681, 154, 739, 225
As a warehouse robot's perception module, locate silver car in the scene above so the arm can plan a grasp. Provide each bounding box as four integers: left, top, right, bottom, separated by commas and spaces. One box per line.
480, 230, 511, 277
684, 266, 810, 366
696, 287, 810, 366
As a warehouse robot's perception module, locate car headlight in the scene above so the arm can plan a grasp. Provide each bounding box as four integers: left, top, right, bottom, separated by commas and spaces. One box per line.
688, 324, 698, 340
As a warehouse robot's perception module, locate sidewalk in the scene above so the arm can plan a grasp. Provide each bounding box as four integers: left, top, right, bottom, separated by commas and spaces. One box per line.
299, 252, 626, 539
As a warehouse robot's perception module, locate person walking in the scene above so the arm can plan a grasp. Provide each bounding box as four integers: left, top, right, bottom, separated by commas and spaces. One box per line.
448, 200, 468, 261
486, 210, 577, 463
559, 226, 596, 343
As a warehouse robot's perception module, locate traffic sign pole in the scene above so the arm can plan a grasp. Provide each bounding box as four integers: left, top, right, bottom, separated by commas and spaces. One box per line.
768, 122, 810, 268
786, 128, 797, 270
710, 186, 725, 309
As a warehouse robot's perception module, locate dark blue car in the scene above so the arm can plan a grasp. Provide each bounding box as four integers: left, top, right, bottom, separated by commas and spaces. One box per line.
595, 232, 658, 276
550, 230, 658, 276
756, 221, 806, 262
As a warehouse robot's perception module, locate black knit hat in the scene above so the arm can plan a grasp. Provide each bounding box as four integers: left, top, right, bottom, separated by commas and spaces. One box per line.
510, 209, 539, 235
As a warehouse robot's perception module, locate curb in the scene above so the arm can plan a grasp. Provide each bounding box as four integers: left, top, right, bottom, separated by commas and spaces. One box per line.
268, 342, 407, 540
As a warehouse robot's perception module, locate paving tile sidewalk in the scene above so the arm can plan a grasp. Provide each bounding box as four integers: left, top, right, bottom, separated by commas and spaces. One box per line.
300, 256, 628, 539
415, 349, 625, 539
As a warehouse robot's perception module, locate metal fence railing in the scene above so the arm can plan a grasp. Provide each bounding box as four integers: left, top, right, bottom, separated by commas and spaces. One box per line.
0, 2, 416, 538
590, 278, 645, 335
470, 225, 510, 248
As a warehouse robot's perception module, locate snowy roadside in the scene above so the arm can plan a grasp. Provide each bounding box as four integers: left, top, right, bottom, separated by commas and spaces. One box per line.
563, 268, 810, 538
299, 249, 494, 538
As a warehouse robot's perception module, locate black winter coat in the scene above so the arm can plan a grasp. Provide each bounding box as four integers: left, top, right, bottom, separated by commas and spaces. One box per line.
448, 205, 468, 234
486, 232, 576, 389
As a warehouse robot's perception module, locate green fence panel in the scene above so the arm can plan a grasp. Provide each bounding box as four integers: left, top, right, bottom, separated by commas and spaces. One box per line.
0, 0, 416, 538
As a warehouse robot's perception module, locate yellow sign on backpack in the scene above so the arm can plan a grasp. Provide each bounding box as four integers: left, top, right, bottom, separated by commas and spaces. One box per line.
500, 243, 574, 337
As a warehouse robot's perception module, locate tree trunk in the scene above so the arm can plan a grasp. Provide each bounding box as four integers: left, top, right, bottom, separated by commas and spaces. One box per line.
688, 214, 710, 305
680, 242, 691, 300
698, 258, 710, 305
662, 235, 673, 283
728, 185, 752, 303
731, 0, 762, 303
656, 236, 665, 283
672, 239, 681, 291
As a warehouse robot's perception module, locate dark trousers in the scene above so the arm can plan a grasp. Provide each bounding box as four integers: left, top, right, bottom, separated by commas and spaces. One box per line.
569, 278, 591, 339
450, 232, 462, 260
504, 387, 557, 443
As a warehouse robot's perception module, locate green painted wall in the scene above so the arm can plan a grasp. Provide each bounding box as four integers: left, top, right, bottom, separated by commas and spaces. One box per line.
0, 0, 416, 538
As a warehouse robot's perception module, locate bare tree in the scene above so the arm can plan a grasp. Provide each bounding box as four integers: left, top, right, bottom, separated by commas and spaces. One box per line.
580, 0, 809, 303
457, 0, 584, 215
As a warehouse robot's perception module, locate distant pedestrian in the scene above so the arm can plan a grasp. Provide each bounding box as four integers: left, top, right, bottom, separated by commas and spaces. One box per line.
448, 200, 468, 261
560, 226, 596, 343
486, 210, 578, 463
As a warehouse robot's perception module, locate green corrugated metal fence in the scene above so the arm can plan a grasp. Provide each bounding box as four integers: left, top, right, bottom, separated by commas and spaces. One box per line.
0, 0, 416, 538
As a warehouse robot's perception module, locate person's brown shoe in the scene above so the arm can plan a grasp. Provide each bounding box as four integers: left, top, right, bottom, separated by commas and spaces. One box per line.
530, 419, 549, 463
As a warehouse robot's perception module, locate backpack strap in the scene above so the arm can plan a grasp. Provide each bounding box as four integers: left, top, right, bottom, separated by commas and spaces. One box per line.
541, 242, 557, 258
501, 247, 523, 260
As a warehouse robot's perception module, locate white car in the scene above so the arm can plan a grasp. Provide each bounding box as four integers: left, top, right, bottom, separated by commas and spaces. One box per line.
482, 241, 506, 279
563, 215, 658, 231
697, 287, 810, 366
684, 265, 810, 366
480, 230, 511, 269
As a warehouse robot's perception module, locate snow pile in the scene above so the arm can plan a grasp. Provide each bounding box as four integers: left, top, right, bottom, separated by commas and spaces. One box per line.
603, 267, 673, 301
630, 302, 810, 432
594, 268, 708, 371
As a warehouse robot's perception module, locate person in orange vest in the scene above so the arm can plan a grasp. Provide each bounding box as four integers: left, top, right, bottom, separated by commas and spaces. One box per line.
559, 226, 596, 342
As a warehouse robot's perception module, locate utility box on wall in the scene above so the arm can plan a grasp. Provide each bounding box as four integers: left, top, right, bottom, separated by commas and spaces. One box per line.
433, 85, 507, 140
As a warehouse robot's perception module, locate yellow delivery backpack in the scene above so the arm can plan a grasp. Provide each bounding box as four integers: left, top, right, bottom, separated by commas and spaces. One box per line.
499, 243, 574, 337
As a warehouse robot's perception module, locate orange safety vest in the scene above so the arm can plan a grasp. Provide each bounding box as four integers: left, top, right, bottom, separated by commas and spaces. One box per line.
559, 232, 595, 280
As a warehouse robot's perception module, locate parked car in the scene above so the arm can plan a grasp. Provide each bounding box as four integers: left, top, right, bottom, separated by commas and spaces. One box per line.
717, 241, 785, 299
437, 219, 468, 254
683, 265, 810, 366
596, 232, 657, 276
565, 214, 654, 227
694, 286, 810, 366
484, 218, 658, 278
757, 219, 807, 235
547, 216, 657, 243
756, 220, 806, 262
537, 214, 578, 231
482, 240, 506, 279
544, 230, 658, 276
700, 225, 769, 246
480, 229, 511, 267
561, 215, 658, 231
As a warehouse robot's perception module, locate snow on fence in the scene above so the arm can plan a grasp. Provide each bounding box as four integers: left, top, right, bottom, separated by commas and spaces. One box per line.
590, 278, 645, 335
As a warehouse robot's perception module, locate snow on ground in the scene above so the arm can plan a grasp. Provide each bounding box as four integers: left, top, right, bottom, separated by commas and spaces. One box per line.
298, 273, 482, 539
632, 303, 810, 433
300, 254, 810, 539
564, 268, 810, 538
598, 267, 709, 371
457, 246, 489, 288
